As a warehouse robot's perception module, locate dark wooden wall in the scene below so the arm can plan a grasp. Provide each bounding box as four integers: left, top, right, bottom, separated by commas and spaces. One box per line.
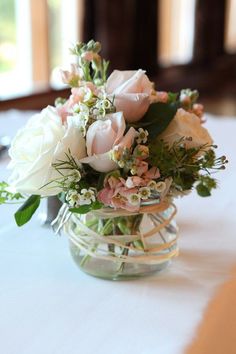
83, 0, 158, 75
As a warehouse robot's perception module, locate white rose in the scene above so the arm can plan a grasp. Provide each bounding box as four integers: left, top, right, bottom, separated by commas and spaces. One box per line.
8, 106, 86, 196
106, 70, 153, 122
159, 108, 213, 149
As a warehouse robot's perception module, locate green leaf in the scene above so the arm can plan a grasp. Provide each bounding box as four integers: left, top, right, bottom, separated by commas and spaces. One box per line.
91, 201, 103, 210
101, 219, 113, 235
69, 205, 91, 214
78, 179, 90, 190
196, 184, 211, 197
117, 221, 131, 235
14, 195, 41, 226
168, 92, 178, 103
131, 102, 179, 139
69, 200, 103, 215
0, 196, 6, 204
134, 239, 145, 250
0, 181, 24, 204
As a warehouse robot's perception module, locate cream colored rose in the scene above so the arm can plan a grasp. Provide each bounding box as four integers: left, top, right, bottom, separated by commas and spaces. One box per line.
106, 70, 153, 122
159, 108, 213, 149
8, 106, 86, 196
80, 112, 136, 172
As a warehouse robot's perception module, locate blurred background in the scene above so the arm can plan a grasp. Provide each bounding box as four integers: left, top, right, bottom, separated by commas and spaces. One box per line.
0, 0, 236, 115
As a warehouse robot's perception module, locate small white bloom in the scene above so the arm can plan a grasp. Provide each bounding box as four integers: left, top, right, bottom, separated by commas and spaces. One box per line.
118, 161, 125, 168
136, 128, 149, 144
147, 180, 157, 190
110, 147, 122, 162
80, 188, 96, 205
102, 99, 112, 110
128, 193, 141, 206
139, 187, 151, 200
130, 166, 137, 175
66, 190, 81, 207
155, 181, 166, 193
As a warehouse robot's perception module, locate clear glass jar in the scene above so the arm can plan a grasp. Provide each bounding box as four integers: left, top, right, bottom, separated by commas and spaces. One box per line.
64, 203, 178, 280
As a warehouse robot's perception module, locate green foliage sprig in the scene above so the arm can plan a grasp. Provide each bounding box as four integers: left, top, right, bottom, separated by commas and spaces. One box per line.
14, 195, 41, 226
0, 182, 41, 226
0, 181, 23, 204
148, 139, 228, 197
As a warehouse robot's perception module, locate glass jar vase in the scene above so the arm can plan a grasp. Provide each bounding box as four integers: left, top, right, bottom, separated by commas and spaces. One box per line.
64, 201, 178, 280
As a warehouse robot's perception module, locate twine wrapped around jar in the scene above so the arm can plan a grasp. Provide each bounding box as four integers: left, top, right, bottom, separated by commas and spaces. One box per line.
64, 201, 179, 268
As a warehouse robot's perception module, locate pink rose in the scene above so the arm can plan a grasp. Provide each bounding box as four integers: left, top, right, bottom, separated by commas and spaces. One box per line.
106, 70, 153, 123
159, 108, 213, 150
80, 112, 136, 172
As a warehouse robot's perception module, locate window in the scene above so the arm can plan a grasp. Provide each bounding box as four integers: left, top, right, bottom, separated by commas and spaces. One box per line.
225, 0, 236, 53
0, 0, 32, 98
0, 0, 84, 99
158, 0, 196, 66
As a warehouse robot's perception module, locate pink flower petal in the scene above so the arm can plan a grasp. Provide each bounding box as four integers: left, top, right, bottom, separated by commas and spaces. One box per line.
143, 166, 160, 179
97, 187, 114, 205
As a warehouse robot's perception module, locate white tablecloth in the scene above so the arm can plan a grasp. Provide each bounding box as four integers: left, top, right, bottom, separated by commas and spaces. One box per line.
0, 111, 236, 354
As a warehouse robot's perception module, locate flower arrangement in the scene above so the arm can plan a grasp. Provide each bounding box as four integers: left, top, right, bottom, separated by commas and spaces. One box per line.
1, 40, 227, 223
0, 40, 228, 278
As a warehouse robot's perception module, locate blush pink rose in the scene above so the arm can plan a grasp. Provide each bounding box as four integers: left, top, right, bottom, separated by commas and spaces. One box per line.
80, 112, 136, 172
106, 70, 153, 123
159, 108, 213, 151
